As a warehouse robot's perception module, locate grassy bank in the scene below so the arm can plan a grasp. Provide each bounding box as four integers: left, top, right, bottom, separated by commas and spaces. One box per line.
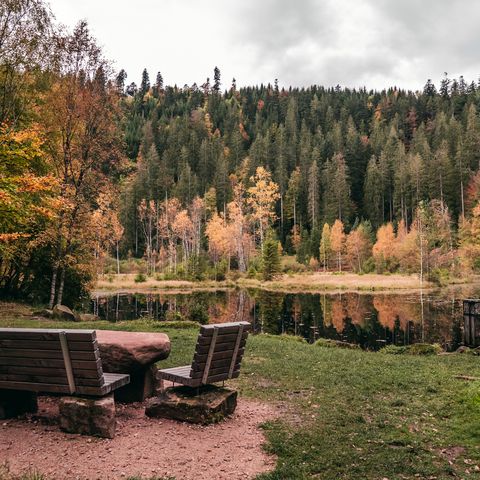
95, 272, 440, 294
1, 308, 480, 479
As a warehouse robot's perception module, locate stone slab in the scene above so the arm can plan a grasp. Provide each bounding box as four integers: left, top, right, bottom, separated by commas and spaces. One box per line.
96, 330, 170, 372
59, 394, 116, 438
145, 385, 237, 424
0, 390, 38, 419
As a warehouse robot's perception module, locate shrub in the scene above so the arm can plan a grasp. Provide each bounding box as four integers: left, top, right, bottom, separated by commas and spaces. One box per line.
189, 303, 209, 324
281, 256, 307, 273
380, 343, 443, 355
315, 338, 360, 349
134, 273, 147, 283
429, 268, 450, 286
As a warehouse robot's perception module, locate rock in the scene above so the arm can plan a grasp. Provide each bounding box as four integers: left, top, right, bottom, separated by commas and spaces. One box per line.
145, 385, 237, 424
59, 394, 116, 438
96, 330, 170, 372
79, 313, 100, 322
52, 304, 80, 322
96, 330, 170, 403
456, 345, 471, 354
0, 390, 38, 419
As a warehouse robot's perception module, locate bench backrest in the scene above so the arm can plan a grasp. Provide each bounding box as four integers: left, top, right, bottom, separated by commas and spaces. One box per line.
190, 321, 250, 385
0, 328, 106, 395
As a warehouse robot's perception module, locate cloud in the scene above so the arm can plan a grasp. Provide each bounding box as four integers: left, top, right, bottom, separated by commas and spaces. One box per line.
47, 0, 480, 91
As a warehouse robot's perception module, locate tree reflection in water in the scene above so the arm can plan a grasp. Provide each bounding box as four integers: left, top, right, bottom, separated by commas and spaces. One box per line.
89, 286, 480, 350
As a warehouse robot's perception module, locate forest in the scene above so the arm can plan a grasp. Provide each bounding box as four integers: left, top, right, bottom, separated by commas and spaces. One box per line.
2, 0, 480, 307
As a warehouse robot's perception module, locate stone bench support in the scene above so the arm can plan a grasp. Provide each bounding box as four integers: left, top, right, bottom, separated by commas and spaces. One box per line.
59, 394, 116, 438
145, 385, 238, 424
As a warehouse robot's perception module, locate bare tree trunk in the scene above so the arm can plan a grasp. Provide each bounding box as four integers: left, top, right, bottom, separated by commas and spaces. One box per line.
48, 267, 58, 309
56, 268, 66, 306
116, 241, 120, 275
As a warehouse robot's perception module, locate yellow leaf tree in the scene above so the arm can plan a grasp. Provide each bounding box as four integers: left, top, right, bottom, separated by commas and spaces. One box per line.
247, 166, 280, 247
330, 219, 345, 272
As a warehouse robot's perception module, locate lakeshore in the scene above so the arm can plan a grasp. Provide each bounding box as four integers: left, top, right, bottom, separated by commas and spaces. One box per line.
94, 272, 454, 295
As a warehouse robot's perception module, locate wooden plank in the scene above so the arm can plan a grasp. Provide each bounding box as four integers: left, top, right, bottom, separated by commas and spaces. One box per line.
0, 380, 72, 394
200, 322, 251, 336
197, 331, 248, 346
0, 349, 99, 361
192, 356, 244, 373
159, 366, 191, 375
205, 371, 240, 383
193, 348, 245, 363
157, 371, 195, 386
0, 365, 101, 378
0, 339, 97, 351
195, 338, 247, 355
0, 357, 102, 372
0, 330, 94, 341
191, 363, 240, 379
74, 373, 129, 396
0, 374, 104, 387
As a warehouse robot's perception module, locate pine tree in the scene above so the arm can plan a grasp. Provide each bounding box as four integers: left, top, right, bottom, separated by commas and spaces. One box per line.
140, 68, 150, 96
308, 158, 320, 228
213, 66, 221, 93
261, 233, 281, 280
363, 155, 383, 227
323, 153, 351, 224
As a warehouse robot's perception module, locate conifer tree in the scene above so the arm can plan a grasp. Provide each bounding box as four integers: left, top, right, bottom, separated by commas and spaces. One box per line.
261, 233, 281, 280
308, 158, 320, 228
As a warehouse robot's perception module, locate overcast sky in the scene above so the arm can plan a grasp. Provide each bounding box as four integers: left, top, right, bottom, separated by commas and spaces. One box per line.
48, 0, 480, 92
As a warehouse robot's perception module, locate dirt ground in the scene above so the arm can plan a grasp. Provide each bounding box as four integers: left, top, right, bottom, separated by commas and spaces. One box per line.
0, 396, 278, 480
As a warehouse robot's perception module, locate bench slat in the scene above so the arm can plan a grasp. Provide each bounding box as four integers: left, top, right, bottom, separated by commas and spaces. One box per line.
0, 330, 96, 341
190, 363, 240, 379
0, 349, 99, 361
0, 357, 102, 372
196, 331, 248, 346
199, 322, 250, 335
193, 348, 245, 363
0, 339, 99, 351
0, 380, 74, 394
0, 364, 102, 378
192, 353, 246, 372
0, 373, 104, 387
194, 338, 247, 355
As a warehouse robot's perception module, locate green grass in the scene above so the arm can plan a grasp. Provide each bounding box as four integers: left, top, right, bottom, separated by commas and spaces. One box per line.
1, 314, 480, 479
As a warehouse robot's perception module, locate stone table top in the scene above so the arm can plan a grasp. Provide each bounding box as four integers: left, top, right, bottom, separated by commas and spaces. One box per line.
96, 330, 171, 373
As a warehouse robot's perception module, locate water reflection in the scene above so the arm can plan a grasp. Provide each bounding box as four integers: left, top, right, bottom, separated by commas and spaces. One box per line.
89, 287, 480, 350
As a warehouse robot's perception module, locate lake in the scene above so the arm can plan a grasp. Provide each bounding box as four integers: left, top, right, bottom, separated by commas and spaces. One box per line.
88, 286, 480, 350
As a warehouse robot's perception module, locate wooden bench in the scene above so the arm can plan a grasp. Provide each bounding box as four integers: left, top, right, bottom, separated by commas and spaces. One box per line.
0, 328, 129, 396
157, 321, 250, 389
0, 328, 130, 437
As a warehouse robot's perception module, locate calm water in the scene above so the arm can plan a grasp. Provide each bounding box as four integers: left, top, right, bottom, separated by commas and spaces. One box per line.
88, 286, 480, 350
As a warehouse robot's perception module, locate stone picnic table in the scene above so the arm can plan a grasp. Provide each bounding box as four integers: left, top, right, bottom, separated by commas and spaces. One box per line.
96, 330, 171, 403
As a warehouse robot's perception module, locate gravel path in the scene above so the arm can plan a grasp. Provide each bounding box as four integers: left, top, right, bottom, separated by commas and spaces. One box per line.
0, 396, 278, 479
